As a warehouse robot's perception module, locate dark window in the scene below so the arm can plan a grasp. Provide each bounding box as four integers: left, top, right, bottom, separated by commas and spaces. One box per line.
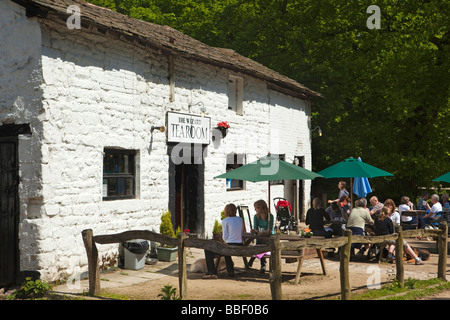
228, 75, 244, 115
269, 154, 285, 185
226, 153, 245, 191
103, 149, 136, 200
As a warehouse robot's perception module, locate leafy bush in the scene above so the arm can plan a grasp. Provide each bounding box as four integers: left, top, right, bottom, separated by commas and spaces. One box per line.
7, 277, 52, 300
160, 210, 175, 238
213, 219, 222, 234
213, 211, 226, 234
157, 284, 180, 300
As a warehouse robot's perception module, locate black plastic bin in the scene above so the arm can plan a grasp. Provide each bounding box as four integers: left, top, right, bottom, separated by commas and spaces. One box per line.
122, 240, 149, 270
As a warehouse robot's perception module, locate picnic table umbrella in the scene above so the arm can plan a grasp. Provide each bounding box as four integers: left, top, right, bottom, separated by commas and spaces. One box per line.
352, 157, 372, 198
433, 171, 450, 183
214, 154, 322, 228
317, 157, 393, 206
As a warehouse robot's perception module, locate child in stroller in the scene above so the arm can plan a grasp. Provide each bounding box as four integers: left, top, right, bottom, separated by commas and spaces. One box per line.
274, 197, 297, 233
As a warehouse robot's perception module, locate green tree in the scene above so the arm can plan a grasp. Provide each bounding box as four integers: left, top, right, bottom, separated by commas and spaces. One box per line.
84, 0, 450, 202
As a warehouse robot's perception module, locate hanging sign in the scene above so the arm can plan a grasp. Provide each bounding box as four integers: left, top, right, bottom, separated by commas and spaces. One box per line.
166, 112, 211, 144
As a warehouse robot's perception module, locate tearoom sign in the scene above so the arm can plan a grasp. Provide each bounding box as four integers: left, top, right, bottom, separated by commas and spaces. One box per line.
167, 112, 211, 144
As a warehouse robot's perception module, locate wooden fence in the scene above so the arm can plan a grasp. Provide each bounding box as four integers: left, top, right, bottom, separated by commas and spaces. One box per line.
82, 221, 448, 300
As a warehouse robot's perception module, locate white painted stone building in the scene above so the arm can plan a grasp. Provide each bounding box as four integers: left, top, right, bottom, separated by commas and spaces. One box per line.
0, 0, 321, 284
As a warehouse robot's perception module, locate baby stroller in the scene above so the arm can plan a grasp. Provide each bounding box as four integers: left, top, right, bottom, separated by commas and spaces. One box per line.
273, 197, 297, 233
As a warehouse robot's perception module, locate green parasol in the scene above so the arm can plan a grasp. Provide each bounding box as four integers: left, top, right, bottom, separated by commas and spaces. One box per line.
215, 154, 322, 182
214, 154, 322, 226
433, 172, 450, 183
317, 157, 393, 204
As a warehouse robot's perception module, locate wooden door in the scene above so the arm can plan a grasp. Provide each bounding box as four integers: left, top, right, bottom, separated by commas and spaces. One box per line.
0, 137, 19, 286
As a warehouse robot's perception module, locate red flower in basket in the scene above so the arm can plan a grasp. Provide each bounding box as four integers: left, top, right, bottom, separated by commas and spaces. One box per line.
214, 121, 230, 139
217, 121, 230, 129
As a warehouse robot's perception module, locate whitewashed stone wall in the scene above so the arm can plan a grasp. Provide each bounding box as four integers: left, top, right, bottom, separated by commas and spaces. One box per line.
1, 2, 312, 282
0, 1, 47, 278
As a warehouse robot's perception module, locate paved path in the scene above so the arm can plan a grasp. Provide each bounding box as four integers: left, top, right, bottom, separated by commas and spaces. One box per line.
52, 248, 204, 295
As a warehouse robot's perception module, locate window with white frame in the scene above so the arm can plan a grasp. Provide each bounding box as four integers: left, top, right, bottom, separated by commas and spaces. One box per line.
269, 154, 285, 185
228, 75, 244, 115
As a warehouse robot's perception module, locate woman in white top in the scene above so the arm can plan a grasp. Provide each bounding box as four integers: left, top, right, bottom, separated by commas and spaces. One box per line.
203, 203, 244, 279
384, 199, 400, 225
398, 196, 414, 220
399, 196, 425, 229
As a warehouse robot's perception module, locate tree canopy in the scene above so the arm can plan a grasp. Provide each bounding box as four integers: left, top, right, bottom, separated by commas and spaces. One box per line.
85, 0, 449, 202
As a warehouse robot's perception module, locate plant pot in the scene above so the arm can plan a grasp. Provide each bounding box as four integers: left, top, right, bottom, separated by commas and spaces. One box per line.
218, 128, 228, 138
212, 128, 228, 141
212, 233, 223, 242
157, 246, 178, 262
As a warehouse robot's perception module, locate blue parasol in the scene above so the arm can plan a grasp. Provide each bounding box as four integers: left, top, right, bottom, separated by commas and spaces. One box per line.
352, 157, 372, 198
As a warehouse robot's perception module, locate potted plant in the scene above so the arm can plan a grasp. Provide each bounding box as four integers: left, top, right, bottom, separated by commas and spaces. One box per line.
300, 228, 314, 238
216, 121, 230, 138
212, 219, 223, 242
212, 210, 226, 242
157, 210, 178, 262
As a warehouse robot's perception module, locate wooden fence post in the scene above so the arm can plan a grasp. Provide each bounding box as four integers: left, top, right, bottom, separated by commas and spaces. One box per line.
81, 229, 100, 296
340, 229, 352, 300
438, 221, 448, 281
395, 226, 404, 287
178, 233, 188, 299
269, 234, 282, 300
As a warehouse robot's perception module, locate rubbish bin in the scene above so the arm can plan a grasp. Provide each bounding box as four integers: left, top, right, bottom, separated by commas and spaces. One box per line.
122, 239, 149, 270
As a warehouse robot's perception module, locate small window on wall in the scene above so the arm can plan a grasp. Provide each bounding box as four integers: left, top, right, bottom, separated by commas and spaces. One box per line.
226, 153, 245, 191
228, 75, 244, 115
269, 154, 285, 186
103, 149, 136, 200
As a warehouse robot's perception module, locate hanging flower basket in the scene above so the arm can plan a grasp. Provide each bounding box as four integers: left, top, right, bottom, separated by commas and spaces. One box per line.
216, 121, 230, 139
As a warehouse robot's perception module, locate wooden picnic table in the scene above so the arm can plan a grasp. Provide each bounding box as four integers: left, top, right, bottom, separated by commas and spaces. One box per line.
243, 233, 328, 284
401, 210, 427, 216
213, 233, 327, 283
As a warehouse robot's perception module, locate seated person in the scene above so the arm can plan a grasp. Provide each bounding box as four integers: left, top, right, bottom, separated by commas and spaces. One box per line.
248, 199, 274, 273
203, 203, 244, 279
346, 198, 373, 258
374, 206, 396, 261
417, 192, 429, 210
384, 199, 400, 226
369, 196, 384, 217
326, 201, 345, 236
423, 194, 443, 226
399, 196, 425, 229
306, 197, 332, 238
339, 195, 352, 221
375, 206, 424, 265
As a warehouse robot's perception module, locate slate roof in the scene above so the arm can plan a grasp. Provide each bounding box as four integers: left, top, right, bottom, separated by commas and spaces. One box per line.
13, 0, 321, 99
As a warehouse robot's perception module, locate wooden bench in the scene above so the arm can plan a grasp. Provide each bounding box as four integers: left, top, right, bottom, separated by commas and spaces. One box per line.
242, 247, 327, 284
213, 233, 328, 284
214, 249, 325, 284
400, 211, 420, 230
283, 248, 326, 284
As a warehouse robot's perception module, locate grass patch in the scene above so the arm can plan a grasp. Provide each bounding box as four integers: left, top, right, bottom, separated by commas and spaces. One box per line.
351, 278, 450, 300
97, 292, 131, 300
